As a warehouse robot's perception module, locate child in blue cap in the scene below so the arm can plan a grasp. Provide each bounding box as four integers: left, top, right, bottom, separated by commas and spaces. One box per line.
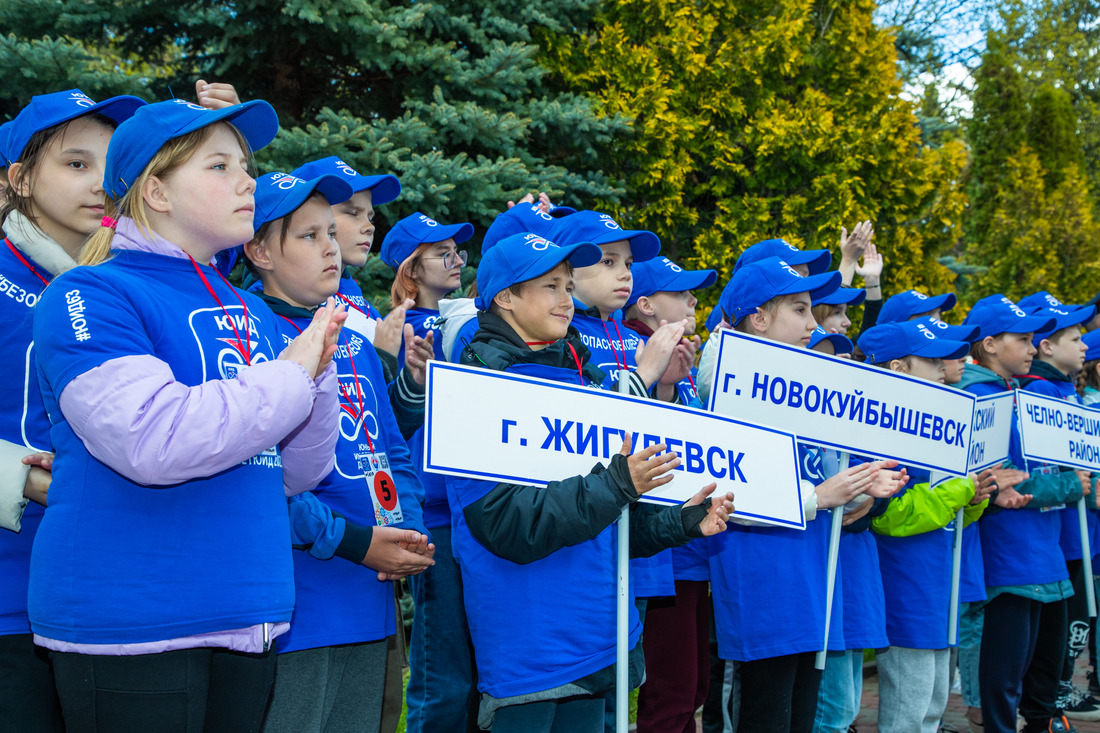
29, 98, 345, 731
705, 256, 906, 733
241, 170, 435, 732
447, 231, 733, 732
1080, 331, 1100, 406
380, 211, 474, 364
290, 157, 408, 369
877, 289, 958, 325
848, 321, 995, 733
959, 295, 1087, 733
0, 86, 147, 733
547, 210, 689, 402
1015, 297, 1100, 722
618, 255, 717, 733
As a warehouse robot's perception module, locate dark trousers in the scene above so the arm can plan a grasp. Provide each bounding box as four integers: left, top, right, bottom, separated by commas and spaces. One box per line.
1063, 560, 1091, 685
980, 593, 1067, 733
737, 652, 822, 733
51, 646, 276, 733
637, 580, 712, 733
0, 633, 63, 733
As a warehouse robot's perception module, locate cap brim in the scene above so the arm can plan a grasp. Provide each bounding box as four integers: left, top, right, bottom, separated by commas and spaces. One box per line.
184, 100, 279, 155
811, 332, 854, 354
588, 228, 661, 262
1008, 315, 1058, 334
312, 175, 355, 206
784, 249, 832, 276
353, 173, 401, 205
911, 338, 971, 360
777, 270, 841, 301
257, 175, 354, 227
814, 286, 866, 306
549, 205, 577, 217
928, 292, 958, 313
420, 221, 474, 246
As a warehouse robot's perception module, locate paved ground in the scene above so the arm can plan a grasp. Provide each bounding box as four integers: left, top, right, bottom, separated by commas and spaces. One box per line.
852, 654, 1100, 733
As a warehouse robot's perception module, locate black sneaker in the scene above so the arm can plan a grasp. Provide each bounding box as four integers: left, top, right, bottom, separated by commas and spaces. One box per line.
1064, 685, 1100, 721
1051, 713, 1079, 733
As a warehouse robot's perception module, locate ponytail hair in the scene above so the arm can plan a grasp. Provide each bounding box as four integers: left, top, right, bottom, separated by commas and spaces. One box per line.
79, 122, 253, 267
390, 242, 430, 308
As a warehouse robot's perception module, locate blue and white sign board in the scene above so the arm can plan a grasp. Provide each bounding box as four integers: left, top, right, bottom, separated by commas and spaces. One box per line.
931, 392, 1015, 487
708, 330, 976, 476
1017, 390, 1100, 472
424, 361, 806, 528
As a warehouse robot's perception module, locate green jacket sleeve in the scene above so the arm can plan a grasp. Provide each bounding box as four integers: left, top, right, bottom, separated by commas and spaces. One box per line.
872, 477, 974, 537
963, 498, 988, 526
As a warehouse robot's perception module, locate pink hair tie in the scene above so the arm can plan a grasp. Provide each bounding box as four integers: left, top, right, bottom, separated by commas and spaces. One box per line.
101, 216, 118, 229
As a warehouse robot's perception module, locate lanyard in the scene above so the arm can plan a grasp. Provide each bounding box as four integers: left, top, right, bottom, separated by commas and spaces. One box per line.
283, 315, 375, 453
188, 255, 253, 365
601, 318, 629, 371
525, 340, 586, 386
5, 238, 49, 289
335, 292, 366, 315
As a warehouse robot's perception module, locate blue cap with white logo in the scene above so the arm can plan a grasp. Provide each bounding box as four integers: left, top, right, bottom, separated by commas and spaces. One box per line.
475, 233, 603, 311
482, 202, 577, 253
914, 316, 981, 343
721, 257, 841, 325
1018, 291, 1074, 312
5, 89, 146, 165
252, 172, 354, 230
963, 294, 1057, 337
858, 321, 970, 364
813, 286, 866, 307
547, 210, 660, 263
379, 212, 475, 270
104, 99, 279, 201
733, 238, 832, 276
291, 156, 401, 206
878, 290, 957, 324
809, 326, 853, 355
1029, 305, 1096, 346
625, 257, 718, 308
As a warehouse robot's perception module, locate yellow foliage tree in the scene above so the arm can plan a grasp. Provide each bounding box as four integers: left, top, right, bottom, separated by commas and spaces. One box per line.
542, 0, 968, 322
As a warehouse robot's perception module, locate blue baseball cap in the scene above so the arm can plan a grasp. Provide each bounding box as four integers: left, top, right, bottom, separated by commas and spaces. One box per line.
547, 210, 660, 263
482, 202, 577, 253
733, 238, 831, 276
625, 257, 718, 308
291, 156, 401, 206
475, 233, 602, 311
722, 257, 841, 325
858, 321, 970, 364
915, 316, 981, 343
4, 89, 146, 165
0, 121, 12, 166
1019, 291, 1073, 312
878, 289, 957, 324
252, 172, 354, 229
809, 326, 853, 355
104, 98, 279, 201
1083, 330, 1100, 362
379, 212, 475, 270
963, 294, 1057, 337
813, 286, 866, 307
1030, 305, 1096, 346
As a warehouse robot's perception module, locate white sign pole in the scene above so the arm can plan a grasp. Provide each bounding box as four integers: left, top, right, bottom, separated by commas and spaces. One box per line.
948, 508, 964, 645
1079, 498, 1097, 618
816, 452, 849, 670
615, 371, 630, 733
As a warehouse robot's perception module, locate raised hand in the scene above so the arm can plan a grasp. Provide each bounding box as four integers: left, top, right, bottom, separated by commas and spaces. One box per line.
280, 298, 346, 379
684, 483, 735, 536
195, 80, 242, 110
375, 299, 413, 358
635, 319, 688, 388
404, 324, 435, 386
620, 433, 681, 496
971, 469, 997, 505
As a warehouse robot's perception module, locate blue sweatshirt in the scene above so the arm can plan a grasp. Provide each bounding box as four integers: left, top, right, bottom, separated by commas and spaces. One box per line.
0, 238, 50, 636
709, 445, 840, 661
30, 250, 296, 644
267, 302, 426, 653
